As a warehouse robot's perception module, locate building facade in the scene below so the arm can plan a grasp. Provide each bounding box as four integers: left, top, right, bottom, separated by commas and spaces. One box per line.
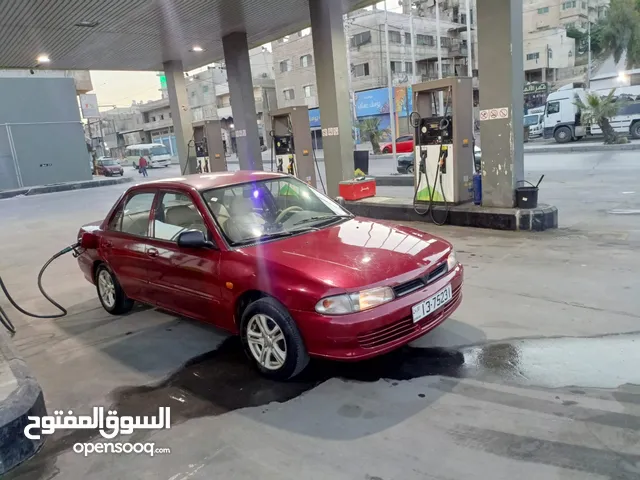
273, 7, 476, 111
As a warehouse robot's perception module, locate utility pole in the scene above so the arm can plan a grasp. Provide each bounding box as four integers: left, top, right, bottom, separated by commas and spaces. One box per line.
384, 0, 397, 163
344, 13, 358, 143
465, 0, 472, 77
409, 1, 416, 84
435, 0, 444, 113
587, 0, 592, 88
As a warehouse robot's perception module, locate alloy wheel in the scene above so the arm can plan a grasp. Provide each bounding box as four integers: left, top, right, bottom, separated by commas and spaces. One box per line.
246, 314, 287, 370
98, 269, 116, 309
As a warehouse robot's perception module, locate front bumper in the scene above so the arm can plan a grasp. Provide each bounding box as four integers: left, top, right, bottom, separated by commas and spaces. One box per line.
293, 264, 464, 360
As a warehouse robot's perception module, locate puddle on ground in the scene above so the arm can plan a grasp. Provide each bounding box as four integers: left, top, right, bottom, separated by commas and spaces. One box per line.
9, 333, 640, 478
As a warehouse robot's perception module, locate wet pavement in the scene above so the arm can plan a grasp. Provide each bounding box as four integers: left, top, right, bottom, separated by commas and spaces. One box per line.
7, 332, 640, 479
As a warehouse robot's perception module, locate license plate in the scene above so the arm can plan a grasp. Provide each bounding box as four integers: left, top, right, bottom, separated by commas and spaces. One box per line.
411, 284, 452, 323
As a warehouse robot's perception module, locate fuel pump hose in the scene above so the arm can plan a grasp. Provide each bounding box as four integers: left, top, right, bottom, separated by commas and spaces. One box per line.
0, 243, 80, 335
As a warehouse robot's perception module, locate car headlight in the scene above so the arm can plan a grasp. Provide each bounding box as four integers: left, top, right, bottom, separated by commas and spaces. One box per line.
447, 249, 458, 271
315, 286, 395, 315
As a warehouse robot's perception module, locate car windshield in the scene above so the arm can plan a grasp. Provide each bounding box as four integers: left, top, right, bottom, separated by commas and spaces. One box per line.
101, 159, 117, 165
201, 177, 352, 246
524, 115, 540, 126
398, 153, 414, 162
150, 145, 169, 156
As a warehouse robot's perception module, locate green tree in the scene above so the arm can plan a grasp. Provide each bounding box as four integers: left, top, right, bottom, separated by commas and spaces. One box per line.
358, 117, 389, 154
600, 0, 640, 69
574, 89, 626, 144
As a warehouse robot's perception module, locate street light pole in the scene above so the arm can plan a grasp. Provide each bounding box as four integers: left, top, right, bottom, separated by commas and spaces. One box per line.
384, 0, 397, 163
409, 1, 416, 84
435, 0, 444, 113
587, 0, 592, 88
465, 0, 472, 77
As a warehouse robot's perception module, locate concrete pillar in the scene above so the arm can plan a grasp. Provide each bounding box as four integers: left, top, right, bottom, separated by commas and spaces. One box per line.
222, 32, 263, 170
309, 0, 354, 198
204, 120, 226, 171
164, 60, 196, 174
477, 0, 524, 207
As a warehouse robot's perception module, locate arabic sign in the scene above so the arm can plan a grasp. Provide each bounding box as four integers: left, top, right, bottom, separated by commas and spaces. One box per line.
523, 83, 548, 95
308, 108, 321, 128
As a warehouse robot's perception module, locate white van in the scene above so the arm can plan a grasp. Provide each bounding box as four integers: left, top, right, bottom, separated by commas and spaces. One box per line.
124, 143, 172, 168
524, 113, 544, 137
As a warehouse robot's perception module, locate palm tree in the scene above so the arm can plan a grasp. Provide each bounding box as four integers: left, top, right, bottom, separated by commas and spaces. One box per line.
358, 117, 389, 154
574, 89, 625, 144
600, 0, 640, 69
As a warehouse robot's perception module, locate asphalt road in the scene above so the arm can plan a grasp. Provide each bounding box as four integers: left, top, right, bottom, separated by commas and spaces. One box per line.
1, 150, 639, 479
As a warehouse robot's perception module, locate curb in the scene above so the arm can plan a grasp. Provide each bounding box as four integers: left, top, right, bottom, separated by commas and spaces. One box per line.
0, 330, 46, 475
525, 143, 640, 154
0, 176, 132, 200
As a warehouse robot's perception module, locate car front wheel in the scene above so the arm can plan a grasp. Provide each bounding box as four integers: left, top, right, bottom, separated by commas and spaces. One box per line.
240, 297, 309, 380
406, 164, 414, 174
95, 264, 134, 315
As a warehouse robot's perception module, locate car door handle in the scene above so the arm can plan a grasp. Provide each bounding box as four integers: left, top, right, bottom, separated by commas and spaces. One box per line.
147, 248, 159, 258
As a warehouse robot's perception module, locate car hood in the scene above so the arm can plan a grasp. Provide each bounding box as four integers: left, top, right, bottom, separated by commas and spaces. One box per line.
103, 165, 121, 170
251, 218, 452, 290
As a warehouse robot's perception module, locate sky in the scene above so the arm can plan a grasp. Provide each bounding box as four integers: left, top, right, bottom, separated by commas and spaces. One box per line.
89, 1, 403, 108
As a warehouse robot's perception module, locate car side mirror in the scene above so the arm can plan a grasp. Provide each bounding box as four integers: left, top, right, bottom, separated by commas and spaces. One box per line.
177, 230, 216, 249
335, 196, 346, 207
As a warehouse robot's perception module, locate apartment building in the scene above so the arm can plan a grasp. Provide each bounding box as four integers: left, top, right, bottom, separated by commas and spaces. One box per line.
274, 8, 476, 110
100, 47, 276, 157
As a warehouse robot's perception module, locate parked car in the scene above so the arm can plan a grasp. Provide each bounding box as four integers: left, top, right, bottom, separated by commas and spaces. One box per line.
95, 158, 124, 176
381, 135, 414, 154
396, 146, 482, 174
76, 171, 463, 380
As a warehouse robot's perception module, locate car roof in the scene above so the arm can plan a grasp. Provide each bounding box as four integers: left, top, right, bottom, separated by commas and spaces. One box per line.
133, 170, 289, 192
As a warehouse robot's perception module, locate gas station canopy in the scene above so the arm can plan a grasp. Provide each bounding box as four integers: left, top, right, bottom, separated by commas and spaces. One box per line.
0, 0, 375, 71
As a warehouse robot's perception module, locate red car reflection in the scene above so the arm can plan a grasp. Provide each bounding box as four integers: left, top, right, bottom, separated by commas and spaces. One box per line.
77, 171, 463, 380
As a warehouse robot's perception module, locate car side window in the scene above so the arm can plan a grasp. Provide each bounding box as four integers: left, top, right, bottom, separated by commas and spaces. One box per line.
109, 192, 155, 236
153, 191, 209, 242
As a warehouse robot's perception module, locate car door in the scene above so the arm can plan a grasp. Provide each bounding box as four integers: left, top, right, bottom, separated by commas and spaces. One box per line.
101, 190, 157, 303
397, 135, 414, 152
145, 189, 223, 323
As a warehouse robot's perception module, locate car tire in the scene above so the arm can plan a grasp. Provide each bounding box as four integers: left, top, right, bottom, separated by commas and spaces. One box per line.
554, 126, 572, 144
240, 297, 309, 380
630, 121, 640, 139
95, 264, 134, 315
406, 165, 414, 174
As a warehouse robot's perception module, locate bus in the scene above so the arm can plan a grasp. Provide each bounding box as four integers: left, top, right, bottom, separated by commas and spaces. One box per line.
124, 143, 172, 168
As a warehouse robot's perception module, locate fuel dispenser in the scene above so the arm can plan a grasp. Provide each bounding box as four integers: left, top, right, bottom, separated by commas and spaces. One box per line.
410, 78, 475, 225
269, 106, 318, 188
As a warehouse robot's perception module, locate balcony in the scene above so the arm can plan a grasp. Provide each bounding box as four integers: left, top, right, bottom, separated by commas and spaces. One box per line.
143, 118, 173, 131
448, 45, 468, 58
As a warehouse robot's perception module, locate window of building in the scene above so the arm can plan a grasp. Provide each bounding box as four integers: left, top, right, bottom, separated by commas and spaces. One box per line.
353, 62, 370, 77
300, 54, 313, 68
202, 85, 209, 93
390, 61, 403, 73
388, 30, 402, 44
582, 1, 587, 8
151, 116, 156, 122
416, 34, 435, 46
160, 114, 164, 120
562, 1, 576, 9
350, 31, 371, 48
526, 52, 540, 60
405, 32, 412, 44
405, 62, 413, 74
283, 88, 295, 100
565, 21, 575, 28
303, 85, 314, 98
169, 112, 172, 118
279, 59, 292, 73
538, 6, 549, 13
440, 37, 452, 47
191, 90, 196, 97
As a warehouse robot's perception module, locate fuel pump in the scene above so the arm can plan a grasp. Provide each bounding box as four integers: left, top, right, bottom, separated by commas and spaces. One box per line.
269, 106, 320, 188
410, 78, 475, 225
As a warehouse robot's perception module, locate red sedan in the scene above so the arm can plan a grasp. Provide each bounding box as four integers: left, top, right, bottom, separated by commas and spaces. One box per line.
381, 135, 414, 154
76, 171, 463, 379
